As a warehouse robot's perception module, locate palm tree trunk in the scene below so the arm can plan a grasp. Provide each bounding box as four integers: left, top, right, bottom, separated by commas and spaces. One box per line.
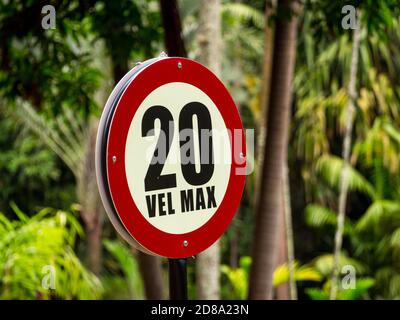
275, 162, 297, 300
85, 211, 103, 275
283, 161, 297, 299
79, 118, 104, 275
253, 0, 276, 209
330, 10, 361, 300
196, 0, 222, 300
248, 0, 299, 300
275, 196, 289, 299
137, 251, 165, 299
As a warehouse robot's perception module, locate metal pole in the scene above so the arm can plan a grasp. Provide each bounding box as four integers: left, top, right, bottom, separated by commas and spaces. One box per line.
168, 258, 188, 300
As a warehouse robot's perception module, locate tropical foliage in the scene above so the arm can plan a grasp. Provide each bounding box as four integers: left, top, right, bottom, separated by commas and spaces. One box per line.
0, 205, 102, 299
1, 0, 400, 300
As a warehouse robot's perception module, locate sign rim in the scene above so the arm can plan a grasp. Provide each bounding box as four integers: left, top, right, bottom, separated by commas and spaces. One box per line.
95, 58, 158, 254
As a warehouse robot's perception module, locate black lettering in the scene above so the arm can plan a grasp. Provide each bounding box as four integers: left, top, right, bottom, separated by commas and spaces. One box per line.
142, 105, 176, 192
158, 193, 166, 216
146, 194, 157, 218
181, 189, 194, 213
196, 188, 206, 210
167, 192, 175, 215
206, 186, 217, 208
179, 102, 214, 186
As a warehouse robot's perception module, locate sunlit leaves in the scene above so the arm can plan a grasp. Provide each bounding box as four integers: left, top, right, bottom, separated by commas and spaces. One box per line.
311, 253, 367, 277
273, 261, 322, 287
0, 205, 102, 299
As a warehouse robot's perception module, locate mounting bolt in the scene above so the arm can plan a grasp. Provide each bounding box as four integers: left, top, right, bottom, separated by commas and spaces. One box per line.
177, 62, 182, 69
183, 240, 188, 247
159, 51, 168, 57
112, 156, 117, 163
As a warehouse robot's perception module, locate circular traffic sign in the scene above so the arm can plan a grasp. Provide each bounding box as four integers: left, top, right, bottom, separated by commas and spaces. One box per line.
96, 56, 246, 258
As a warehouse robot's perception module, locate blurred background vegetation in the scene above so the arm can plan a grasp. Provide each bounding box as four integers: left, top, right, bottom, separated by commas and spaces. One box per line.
1, 0, 400, 300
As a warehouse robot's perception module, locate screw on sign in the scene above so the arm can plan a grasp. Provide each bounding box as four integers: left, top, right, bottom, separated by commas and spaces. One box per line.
95, 55, 246, 299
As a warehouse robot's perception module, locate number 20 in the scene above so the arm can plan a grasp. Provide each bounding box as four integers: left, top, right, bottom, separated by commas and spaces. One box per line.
141, 102, 214, 192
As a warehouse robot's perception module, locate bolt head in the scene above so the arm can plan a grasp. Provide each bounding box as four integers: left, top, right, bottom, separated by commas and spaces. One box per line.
183, 240, 188, 247
112, 156, 117, 163
177, 62, 182, 69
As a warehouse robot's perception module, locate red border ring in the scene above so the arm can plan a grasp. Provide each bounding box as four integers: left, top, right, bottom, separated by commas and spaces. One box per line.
107, 57, 246, 258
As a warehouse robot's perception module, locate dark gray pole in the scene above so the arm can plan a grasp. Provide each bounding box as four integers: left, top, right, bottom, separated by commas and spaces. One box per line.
168, 258, 188, 300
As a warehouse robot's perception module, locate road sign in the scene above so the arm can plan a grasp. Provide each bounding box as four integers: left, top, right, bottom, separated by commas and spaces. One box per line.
96, 56, 246, 258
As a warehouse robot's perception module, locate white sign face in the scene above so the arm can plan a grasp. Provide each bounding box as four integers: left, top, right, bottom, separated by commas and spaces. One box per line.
125, 82, 231, 234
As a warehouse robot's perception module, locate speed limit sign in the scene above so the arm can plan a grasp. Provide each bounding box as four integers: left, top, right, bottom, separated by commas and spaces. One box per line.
96, 56, 246, 258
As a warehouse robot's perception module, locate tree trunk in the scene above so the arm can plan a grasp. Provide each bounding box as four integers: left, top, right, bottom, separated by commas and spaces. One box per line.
85, 212, 103, 275
137, 251, 165, 299
196, 0, 222, 300
112, 58, 129, 84
79, 118, 104, 275
248, 0, 299, 300
330, 10, 361, 300
275, 194, 289, 299
283, 161, 297, 299
159, 0, 187, 57
229, 218, 239, 268
275, 161, 297, 300
253, 0, 276, 209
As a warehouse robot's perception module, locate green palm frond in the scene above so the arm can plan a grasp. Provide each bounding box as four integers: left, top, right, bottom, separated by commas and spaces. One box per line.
316, 155, 375, 198
375, 267, 400, 299
221, 3, 264, 29
13, 101, 87, 179
390, 228, 400, 247
305, 204, 353, 234
356, 200, 400, 232
273, 261, 322, 287
305, 204, 337, 227
384, 122, 400, 145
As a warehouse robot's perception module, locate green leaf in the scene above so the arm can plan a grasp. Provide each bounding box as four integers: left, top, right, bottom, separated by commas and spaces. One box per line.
273, 261, 322, 287
305, 288, 329, 300
305, 204, 353, 234
316, 155, 376, 198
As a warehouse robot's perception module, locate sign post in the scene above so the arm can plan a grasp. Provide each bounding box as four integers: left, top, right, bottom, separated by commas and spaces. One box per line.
96, 55, 246, 299
168, 258, 188, 300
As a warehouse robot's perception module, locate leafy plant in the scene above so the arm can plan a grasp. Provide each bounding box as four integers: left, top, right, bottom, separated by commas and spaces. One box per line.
0, 204, 102, 299
273, 261, 322, 287
103, 240, 144, 300
221, 256, 322, 299
306, 278, 375, 300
